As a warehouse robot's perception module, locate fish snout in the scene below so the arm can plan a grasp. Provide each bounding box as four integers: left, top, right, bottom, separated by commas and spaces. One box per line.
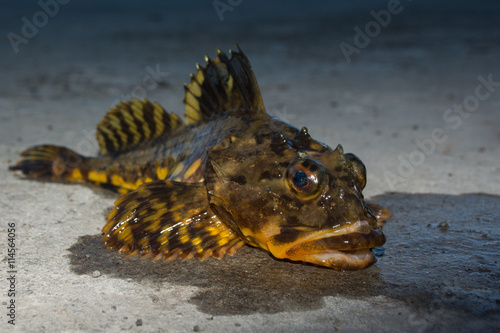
267, 220, 386, 270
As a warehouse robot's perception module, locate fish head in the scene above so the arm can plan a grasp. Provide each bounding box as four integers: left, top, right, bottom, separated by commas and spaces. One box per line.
205, 123, 385, 270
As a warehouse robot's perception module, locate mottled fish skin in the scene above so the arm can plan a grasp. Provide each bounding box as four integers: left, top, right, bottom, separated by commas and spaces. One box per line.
205, 115, 386, 270
9, 46, 389, 270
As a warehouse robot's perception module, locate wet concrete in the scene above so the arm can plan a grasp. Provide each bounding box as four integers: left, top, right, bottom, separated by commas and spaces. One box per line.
68, 193, 500, 318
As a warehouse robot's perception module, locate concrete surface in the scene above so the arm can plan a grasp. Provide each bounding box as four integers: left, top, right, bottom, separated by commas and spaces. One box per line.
1, 0, 500, 332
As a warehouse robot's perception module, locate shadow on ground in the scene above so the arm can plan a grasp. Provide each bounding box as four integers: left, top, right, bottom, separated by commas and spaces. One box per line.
67, 193, 500, 316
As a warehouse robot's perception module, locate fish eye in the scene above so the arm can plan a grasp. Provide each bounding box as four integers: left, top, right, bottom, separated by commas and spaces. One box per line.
344, 153, 366, 190
287, 159, 324, 197
293, 170, 309, 188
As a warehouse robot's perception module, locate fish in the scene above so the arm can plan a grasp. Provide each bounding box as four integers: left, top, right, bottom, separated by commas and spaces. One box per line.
9, 46, 390, 270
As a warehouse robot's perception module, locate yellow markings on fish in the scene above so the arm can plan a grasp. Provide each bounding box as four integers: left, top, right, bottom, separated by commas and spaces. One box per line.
191, 237, 202, 247
132, 100, 152, 139
111, 174, 125, 187
185, 92, 201, 122
207, 226, 220, 236
142, 210, 166, 223
134, 179, 144, 188
98, 126, 120, 152
88, 170, 108, 183
190, 80, 202, 97
184, 158, 202, 179
138, 208, 150, 217
225, 74, 234, 95
120, 178, 150, 191
169, 202, 185, 213
170, 162, 184, 178
217, 237, 229, 247
116, 222, 133, 243
70, 168, 83, 181
107, 114, 128, 146
185, 69, 205, 124
157, 231, 170, 248
122, 105, 141, 146
131, 99, 145, 121
179, 234, 191, 244
156, 167, 168, 180
219, 229, 231, 240
195, 69, 205, 86
145, 219, 162, 233
152, 202, 167, 211
96, 135, 107, 154
153, 103, 165, 136
137, 236, 150, 248
109, 173, 146, 191
177, 224, 190, 244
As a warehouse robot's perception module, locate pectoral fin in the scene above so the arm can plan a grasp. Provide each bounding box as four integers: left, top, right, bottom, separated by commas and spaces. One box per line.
102, 180, 244, 261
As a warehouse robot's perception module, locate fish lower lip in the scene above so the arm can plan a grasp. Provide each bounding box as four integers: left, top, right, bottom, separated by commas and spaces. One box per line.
281, 229, 386, 270
298, 249, 377, 270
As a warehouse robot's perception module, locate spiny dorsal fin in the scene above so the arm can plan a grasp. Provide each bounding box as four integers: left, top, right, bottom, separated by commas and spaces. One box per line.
96, 98, 185, 155
102, 180, 245, 261
183, 46, 265, 125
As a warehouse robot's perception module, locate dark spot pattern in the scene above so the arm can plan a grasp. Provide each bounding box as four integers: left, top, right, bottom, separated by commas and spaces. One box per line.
280, 194, 304, 210
279, 161, 290, 168
272, 227, 303, 245
230, 175, 247, 185
259, 170, 282, 181
301, 160, 313, 168
286, 215, 299, 226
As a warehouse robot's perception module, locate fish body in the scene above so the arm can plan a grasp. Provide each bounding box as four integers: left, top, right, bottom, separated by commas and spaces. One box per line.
10, 47, 389, 270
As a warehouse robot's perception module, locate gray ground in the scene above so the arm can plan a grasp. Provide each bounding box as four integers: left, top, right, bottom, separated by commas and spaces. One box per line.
1, 1, 500, 332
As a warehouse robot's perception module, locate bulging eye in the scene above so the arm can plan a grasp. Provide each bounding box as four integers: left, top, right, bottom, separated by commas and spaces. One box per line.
293, 170, 309, 188
344, 153, 366, 190
287, 158, 325, 197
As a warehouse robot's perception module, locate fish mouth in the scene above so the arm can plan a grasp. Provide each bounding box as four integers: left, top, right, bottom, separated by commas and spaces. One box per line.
268, 221, 386, 270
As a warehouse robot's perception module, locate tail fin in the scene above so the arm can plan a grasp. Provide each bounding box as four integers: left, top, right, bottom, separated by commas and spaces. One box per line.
9, 145, 86, 182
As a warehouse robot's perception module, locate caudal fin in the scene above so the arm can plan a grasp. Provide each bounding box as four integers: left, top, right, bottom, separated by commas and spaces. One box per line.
9, 145, 86, 182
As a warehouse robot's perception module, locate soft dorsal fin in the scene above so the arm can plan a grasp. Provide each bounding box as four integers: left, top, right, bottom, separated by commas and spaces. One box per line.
183, 46, 265, 125
96, 98, 185, 155
102, 180, 245, 261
